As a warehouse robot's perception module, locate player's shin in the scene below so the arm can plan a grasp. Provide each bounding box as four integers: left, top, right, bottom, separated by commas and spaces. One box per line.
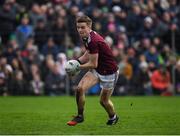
76, 90, 85, 116
100, 89, 116, 118
107, 100, 116, 118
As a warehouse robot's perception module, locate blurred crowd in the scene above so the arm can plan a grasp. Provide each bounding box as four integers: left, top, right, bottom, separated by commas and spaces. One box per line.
0, 0, 180, 96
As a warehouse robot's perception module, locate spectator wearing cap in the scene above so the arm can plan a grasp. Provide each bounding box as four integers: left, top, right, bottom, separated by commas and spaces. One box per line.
7, 34, 19, 50
136, 16, 156, 40
112, 5, 128, 29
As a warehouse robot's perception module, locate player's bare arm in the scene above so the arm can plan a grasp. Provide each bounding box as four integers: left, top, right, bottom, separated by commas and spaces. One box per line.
78, 51, 89, 64
80, 53, 98, 69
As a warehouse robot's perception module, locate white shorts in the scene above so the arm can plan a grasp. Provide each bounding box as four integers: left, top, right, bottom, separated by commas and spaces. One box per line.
91, 69, 119, 90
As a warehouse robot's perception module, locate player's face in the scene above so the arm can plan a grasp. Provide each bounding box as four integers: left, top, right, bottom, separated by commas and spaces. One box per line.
77, 22, 91, 38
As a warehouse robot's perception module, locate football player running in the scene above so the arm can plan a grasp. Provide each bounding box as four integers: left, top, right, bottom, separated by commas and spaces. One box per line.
67, 15, 119, 126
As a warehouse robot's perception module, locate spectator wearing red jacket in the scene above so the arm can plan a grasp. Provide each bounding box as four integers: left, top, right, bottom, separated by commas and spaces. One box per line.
151, 64, 171, 95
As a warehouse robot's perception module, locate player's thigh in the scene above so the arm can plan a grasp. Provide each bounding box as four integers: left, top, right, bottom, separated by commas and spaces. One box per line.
78, 71, 99, 92
99, 70, 119, 101
100, 89, 113, 101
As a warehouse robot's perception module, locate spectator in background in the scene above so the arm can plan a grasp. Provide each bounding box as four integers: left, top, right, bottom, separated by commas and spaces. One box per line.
29, 3, 46, 27
30, 64, 44, 95
78, 0, 93, 16
0, 56, 13, 76
0, 72, 8, 96
160, 45, 173, 64
44, 63, 65, 96
45, 3, 56, 27
96, 0, 109, 15
16, 16, 34, 48
2, 45, 17, 64
152, 37, 163, 52
118, 55, 133, 82
52, 17, 66, 52
21, 37, 42, 67
138, 37, 151, 55
34, 18, 51, 51
144, 46, 159, 69
116, 27, 129, 48
117, 56, 135, 94
136, 61, 152, 95
56, 53, 67, 77
91, 8, 104, 34
127, 3, 142, 43
156, 10, 179, 54
7, 35, 19, 50
127, 47, 138, 74
9, 70, 29, 95
40, 37, 59, 60
112, 6, 127, 28
67, 5, 80, 46
6, 0, 21, 14
31, 74, 44, 95
0, 1, 16, 44
151, 64, 171, 96
0, 56, 13, 95
136, 16, 155, 40
159, 10, 180, 53
105, 13, 117, 43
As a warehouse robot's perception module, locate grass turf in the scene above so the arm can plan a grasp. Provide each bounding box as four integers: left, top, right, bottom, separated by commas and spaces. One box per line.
0, 96, 180, 135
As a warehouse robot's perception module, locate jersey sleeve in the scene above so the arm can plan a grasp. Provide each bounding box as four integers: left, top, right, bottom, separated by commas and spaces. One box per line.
88, 41, 99, 54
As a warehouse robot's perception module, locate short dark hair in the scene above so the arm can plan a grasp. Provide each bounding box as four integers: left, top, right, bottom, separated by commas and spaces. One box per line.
76, 15, 92, 27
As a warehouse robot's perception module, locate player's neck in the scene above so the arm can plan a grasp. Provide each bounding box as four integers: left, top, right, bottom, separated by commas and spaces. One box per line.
83, 30, 92, 39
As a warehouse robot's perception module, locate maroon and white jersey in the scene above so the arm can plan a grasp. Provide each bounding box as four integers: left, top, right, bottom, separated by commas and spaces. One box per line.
83, 31, 118, 75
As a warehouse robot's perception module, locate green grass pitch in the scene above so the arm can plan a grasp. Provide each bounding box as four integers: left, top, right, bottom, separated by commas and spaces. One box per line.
0, 96, 180, 135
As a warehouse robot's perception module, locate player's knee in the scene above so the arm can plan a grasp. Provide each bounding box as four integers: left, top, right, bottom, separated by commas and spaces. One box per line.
77, 86, 84, 93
